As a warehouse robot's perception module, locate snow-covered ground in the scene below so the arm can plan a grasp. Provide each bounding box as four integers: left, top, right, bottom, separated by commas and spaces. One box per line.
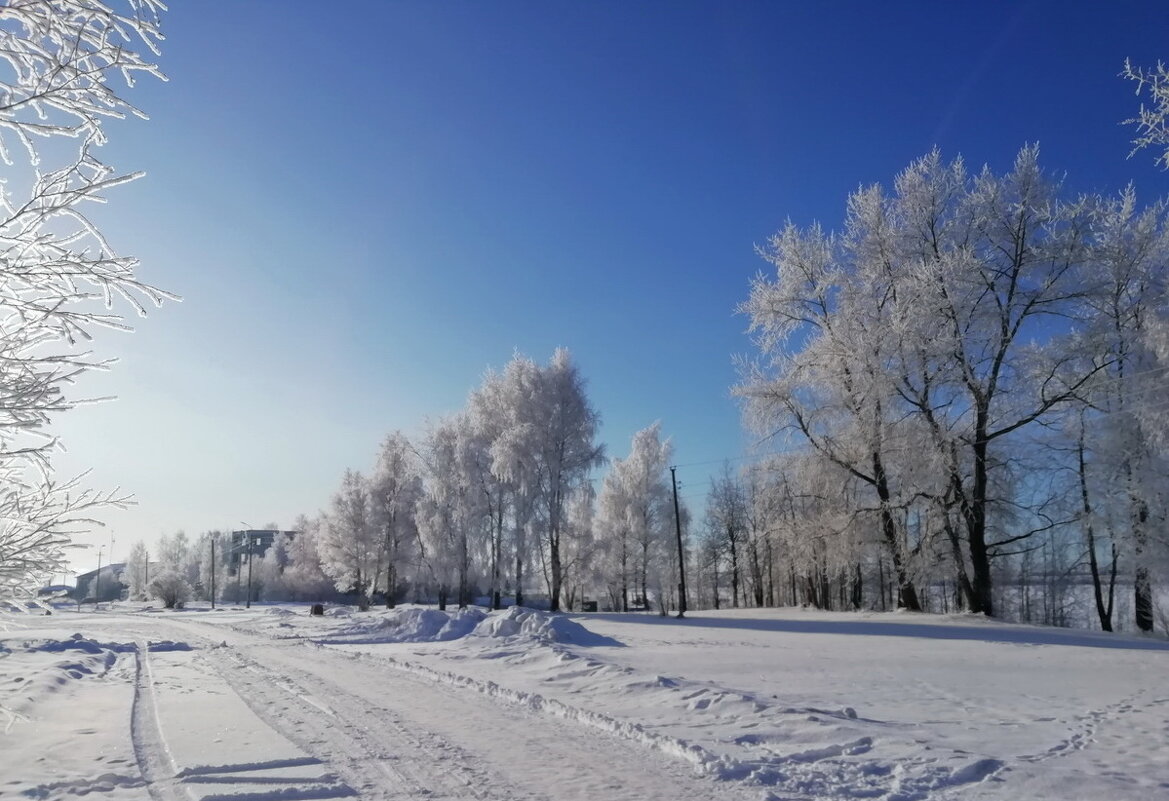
1, 601, 1166, 801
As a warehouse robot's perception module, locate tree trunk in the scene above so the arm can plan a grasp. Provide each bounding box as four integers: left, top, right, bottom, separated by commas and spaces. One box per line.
873, 451, 922, 611
550, 533, 562, 612
1134, 502, 1154, 632
515, 547, 524, 608
728, 526, 740, 608
965, 426, 994, 616
1079, 432, 1113, 631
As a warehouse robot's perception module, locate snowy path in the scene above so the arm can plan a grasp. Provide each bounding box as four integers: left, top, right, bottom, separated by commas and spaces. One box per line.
157, 615, 752, 801
2, 610, 754, 801
3, 604, 1167, 801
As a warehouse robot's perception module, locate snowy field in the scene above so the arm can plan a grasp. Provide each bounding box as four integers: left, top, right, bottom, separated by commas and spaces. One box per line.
1, 602, 1166, 801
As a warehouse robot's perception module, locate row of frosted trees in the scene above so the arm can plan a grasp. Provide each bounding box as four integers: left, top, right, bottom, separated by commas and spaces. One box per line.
732, 146, 1169, 633
282, 349, 687, 613
123, 148, 1169, 632
117, 350, 692, 612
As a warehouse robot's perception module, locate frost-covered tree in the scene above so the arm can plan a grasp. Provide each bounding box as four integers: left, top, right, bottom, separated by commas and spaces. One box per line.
369, 431, 422, 607
740, 147, 1105, 617
282, 514, 335, 601
0, 1, 170, 596
416, 416, 483, 609
487, 354, 544, 607
124, 540, 149, 599
596, 424, 672, 611
467, 369, 518, 609
318, 470, 379, 610
525, 349, 604, 612
1069, 189, 1169, 630
623, 424, 673, 610
558, 483, 597, 611
705, 467, 747, 608
147, 570, 189, 609
193, 530, 229, 603
596, 456, 634, 611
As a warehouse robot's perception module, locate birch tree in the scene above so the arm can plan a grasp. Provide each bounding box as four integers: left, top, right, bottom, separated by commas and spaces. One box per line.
318, 470, 379, 610
529, 349, 604, 612
416, 416, 481, 609
369, 431, 422, 608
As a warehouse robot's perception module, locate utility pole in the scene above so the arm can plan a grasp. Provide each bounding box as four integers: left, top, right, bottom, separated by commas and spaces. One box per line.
671, 466, 688, 619
94, 545, 104, 610
210, 538, 216, 609
245, 535, 255, 608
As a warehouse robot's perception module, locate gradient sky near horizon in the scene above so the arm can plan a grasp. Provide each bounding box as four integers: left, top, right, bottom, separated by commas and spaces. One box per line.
60, 1, 1169, 575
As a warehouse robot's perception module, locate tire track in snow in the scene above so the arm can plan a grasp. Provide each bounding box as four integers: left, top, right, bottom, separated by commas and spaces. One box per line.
131, 642, 185, 801
199, 642, 520, 801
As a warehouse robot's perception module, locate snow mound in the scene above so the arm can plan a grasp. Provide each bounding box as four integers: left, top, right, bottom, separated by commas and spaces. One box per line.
471, 607, 597, 644
264, 607, 297, 617
380, 607, 487, 642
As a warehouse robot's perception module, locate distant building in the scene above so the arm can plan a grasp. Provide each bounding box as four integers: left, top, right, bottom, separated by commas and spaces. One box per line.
74, 562, 126, 602
228, 530, 296, 572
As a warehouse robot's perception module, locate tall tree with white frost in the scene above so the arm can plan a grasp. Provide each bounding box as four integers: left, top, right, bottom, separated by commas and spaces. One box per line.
0, 1, 170, 596
369, 431, 422, 608
529, 349, 605, 612
416, 416, 481, 609
740, 148, 1107, 617
487, 354, 543, 607
466, 371, 514, 609
595, 424, 673, 611
318, 470, 380, 610
1072, 189, 1169, 631
596, 456, 634, 611
624, 424, 674, 611
282, 514, 335, 601
125, 540, 149, 599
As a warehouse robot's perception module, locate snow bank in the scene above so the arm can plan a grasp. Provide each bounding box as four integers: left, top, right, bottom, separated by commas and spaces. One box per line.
471, 606, 585, 643
305, 605, 613, 647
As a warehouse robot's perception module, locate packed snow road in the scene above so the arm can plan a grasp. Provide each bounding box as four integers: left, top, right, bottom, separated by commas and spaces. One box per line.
3, 603, 1168, 801
2, 608, 754, 801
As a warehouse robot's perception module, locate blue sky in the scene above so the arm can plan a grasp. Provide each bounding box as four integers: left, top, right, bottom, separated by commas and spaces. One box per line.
62, 1, 1169, 574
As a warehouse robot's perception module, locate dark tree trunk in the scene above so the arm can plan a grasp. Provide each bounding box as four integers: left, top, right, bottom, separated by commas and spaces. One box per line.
515, 548, 524, 608
963, 424, 994, 616
872, 451, 922, 611
728, 526, 740, 608
1079, 432, 1113, 631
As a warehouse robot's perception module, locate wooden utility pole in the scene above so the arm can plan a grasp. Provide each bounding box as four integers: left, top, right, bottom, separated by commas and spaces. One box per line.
671, 466, 688, 618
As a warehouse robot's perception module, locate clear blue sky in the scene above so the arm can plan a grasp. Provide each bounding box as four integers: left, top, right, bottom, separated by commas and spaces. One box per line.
61, 1, 1169, 574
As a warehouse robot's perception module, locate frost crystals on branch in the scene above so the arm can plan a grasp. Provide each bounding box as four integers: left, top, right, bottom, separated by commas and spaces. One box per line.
1123, 59, 1169, 169
0, 1, 171, 596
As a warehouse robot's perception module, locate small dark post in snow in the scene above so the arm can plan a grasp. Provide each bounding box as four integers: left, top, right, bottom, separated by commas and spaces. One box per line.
671, 466, 688, 619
